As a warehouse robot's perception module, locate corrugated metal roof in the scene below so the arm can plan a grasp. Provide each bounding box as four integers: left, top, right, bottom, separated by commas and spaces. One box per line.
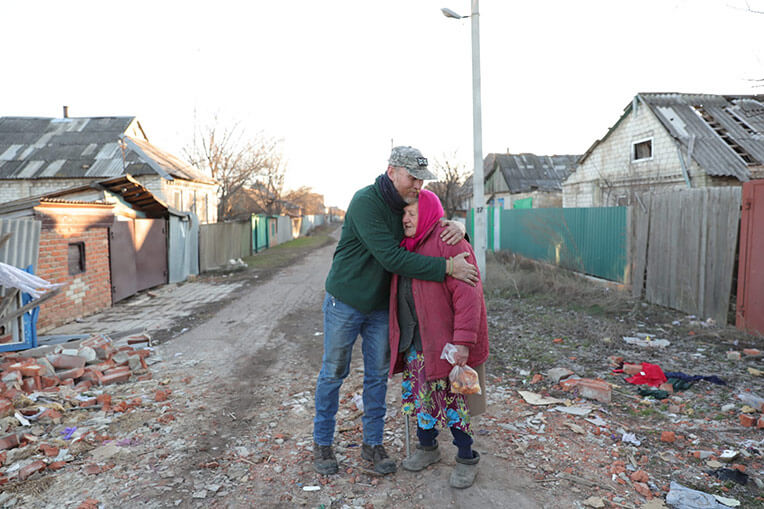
579, 93, 764, 181
0, 116, 217, 185
484, 153, 580, 193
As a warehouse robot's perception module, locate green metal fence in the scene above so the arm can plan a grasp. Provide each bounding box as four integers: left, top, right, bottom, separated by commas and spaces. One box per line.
251, 214, 269, 253
469, 206, 629, 283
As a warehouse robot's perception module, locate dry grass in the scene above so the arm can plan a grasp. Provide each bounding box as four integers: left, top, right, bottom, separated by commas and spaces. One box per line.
485, 251, 635, 316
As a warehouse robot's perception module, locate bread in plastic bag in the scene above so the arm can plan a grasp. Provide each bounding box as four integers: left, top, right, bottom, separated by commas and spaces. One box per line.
440, 343, 481, 395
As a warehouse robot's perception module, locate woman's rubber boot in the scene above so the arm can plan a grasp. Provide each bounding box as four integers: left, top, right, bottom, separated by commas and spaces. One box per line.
450, 451, 479, 488
401, 443, 441, 472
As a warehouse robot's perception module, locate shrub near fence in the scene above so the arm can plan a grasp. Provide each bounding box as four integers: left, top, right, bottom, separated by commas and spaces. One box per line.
470, 206, 629, 283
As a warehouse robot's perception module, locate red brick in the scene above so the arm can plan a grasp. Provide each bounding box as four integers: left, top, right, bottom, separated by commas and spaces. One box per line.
630, 470, 649, 483
41, 376, 60, 388
19, 363, 44, 377
661, 431, 676, 443
79, 398, 97, 408
658, 382, 674, 394
39, 444, 59, 457
48, 354, 86, 370
48, 461, 66, 470
560, 378, 611, 403
0, 398, 12, 418
758, 416, 764, 429
21, 377, 38, 393
57, 367, 84, 380
104, 366, 130, 377
155, 390, 170, 402
740, 413, 756, 427
0, 434, 19, 451
101, 371, 130, 385
18, 459, 46, 481
38, 408, 61, 420
633, 481, 652, 498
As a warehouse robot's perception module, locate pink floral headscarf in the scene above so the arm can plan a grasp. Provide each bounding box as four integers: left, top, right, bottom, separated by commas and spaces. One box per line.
400, 189, 445, 252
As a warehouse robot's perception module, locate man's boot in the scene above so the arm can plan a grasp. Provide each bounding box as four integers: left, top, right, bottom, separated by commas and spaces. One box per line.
361, 443, 397, 474
313, 442, 338, 475
401, 443, 441, 472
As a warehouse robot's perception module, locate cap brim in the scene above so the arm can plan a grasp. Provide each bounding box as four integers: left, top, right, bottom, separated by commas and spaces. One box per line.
407, 168, 438, 180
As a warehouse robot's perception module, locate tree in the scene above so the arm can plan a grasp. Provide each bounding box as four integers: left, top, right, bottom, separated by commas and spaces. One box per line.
184, 119, 287, 220
425, 153, 471, 219
283, 186, 326, 215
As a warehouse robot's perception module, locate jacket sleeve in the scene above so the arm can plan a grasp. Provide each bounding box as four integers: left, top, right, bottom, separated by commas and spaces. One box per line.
349, 193, 446, 281
441, 238, 484, 347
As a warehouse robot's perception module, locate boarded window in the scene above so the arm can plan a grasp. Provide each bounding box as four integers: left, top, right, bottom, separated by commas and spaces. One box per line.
633, 139, 652, 161
68, 242, 85, 275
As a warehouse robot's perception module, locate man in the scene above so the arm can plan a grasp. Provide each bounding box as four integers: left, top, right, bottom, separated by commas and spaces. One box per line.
313, 146, 479, 475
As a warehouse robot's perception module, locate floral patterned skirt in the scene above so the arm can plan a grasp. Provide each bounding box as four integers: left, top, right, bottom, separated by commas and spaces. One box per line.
401, 347, 472, 436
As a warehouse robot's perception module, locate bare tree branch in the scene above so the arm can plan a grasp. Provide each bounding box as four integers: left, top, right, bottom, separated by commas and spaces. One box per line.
184, 118, 287, 219
426, 153, 470, 219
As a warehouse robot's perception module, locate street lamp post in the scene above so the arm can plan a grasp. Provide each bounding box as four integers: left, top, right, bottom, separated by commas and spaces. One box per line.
442, 1, 486, 277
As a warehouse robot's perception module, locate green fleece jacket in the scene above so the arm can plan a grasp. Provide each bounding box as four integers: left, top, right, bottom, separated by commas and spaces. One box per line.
325, 183, 446, 313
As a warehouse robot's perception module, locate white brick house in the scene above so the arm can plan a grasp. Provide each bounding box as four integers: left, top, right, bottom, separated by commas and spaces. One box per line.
563, 93, 764, 207
0, 116, 219, 223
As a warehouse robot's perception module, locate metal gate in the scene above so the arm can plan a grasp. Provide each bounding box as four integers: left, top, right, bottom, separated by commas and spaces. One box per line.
737, 180, 764, 335
109, 218, 168, 303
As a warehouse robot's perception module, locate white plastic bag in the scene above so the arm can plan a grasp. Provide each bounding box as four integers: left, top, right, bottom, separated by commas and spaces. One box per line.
440, 343, 481, 395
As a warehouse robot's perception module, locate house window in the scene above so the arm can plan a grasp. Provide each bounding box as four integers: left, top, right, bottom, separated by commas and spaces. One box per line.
68, 242, 85, 275
632, 139, 653, 161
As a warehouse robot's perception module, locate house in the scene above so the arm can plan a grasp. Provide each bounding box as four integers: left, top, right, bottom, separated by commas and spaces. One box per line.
0, 196, 115, 332
484, 153, 580, 209
563, 93, 764, 207
0, 176, 199, 331
0, 114, 219, 223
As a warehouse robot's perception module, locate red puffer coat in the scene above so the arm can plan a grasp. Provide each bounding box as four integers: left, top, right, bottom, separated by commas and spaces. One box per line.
388, 223, 489, 381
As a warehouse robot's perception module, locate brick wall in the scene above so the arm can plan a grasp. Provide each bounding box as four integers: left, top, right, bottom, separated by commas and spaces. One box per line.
563, 101, 694, 207
36, 226, 112, 332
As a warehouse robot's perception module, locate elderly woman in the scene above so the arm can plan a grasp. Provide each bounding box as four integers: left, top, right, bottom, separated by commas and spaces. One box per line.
388, 189, 489, 489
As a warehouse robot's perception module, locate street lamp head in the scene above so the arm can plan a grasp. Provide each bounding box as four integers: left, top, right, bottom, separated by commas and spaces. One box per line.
441, 7, 466, 19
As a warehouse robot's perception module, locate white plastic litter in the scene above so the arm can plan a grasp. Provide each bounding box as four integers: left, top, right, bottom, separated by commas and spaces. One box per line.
0, 261, 62, 298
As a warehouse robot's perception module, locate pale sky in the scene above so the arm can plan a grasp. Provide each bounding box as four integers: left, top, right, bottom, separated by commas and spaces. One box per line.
2, 0, 762, 210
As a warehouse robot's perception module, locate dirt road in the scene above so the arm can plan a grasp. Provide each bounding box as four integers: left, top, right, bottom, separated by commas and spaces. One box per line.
9, 225, 761, 508
4, 226, 569, 508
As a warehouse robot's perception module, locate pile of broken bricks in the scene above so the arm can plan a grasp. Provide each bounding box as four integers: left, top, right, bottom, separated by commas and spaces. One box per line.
0, 333, 153, 484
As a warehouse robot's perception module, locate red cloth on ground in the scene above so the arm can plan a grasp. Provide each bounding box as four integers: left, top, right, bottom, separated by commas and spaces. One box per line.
625, 362, 667, 387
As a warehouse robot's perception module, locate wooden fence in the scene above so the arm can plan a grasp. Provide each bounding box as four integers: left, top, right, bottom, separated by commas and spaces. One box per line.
631, 187, 741, 324
482, 187, 742, 323
199, 220, 252, 272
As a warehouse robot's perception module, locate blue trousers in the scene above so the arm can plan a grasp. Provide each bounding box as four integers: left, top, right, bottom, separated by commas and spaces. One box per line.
313, 293, 390, 446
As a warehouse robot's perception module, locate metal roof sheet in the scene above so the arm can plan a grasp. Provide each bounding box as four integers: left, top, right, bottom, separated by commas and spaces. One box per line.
579, 93, 764, 181
0, 116, 217, 185
485, 153, 580, 193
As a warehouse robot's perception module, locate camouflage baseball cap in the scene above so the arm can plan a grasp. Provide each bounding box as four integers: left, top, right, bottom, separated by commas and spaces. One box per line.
388, 146, 437, 180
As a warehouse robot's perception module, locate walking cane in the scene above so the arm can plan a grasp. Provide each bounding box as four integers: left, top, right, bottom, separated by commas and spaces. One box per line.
404, 414, 411, 459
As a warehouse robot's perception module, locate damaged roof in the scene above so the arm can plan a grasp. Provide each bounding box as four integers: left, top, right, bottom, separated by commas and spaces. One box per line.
579, 93, 764, 181
0, 116, 216, 185
0, 174, 183, 219
485, 153, 580, 193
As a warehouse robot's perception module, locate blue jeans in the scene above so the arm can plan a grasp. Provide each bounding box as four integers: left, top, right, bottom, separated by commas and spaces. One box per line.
313, 293, 390, 446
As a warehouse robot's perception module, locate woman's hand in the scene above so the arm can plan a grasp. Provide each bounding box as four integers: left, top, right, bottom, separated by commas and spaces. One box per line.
438, 219, 466, 245
453, 344, 470, 366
